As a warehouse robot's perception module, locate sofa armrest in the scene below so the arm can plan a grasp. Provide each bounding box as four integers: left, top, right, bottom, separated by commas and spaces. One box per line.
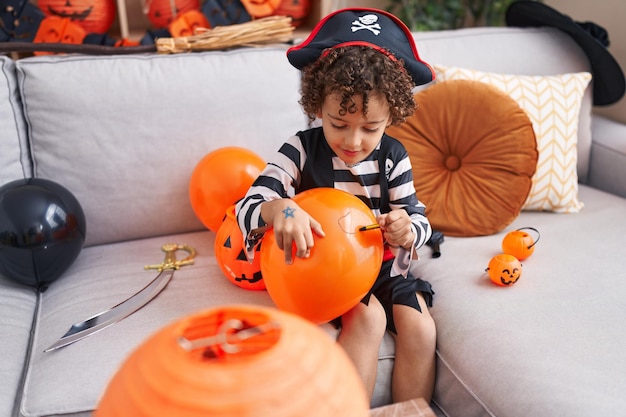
587, 115, 626, 199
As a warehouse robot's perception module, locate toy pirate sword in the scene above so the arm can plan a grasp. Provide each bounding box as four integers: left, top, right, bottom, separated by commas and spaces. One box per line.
44, 243, 196, 352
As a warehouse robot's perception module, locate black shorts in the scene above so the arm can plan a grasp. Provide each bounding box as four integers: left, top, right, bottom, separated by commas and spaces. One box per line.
333, 259, 434, 334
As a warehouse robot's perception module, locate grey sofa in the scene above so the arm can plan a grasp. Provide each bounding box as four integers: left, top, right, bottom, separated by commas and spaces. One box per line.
1, 26, 625, 417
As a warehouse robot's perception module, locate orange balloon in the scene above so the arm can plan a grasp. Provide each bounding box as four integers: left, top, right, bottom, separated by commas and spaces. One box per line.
260, 188, 384, 324
502, 227, 540, 261
214, 205, 265, 290
189, 147, 265, 232
95, 305, 370, 417
487, 253, 522, 286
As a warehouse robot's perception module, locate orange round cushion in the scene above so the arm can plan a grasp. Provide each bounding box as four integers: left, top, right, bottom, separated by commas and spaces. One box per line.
386, 79, 538, 237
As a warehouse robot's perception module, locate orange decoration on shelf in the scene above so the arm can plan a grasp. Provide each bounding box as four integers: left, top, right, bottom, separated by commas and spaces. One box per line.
114, 38, 139, 47
33, 16, 86, 56
486, 253, 522, 286
502, 227, 540, 261
273, 0, 310, 27
215, 205, 265, 291
38, 0, 116, 34
95, 305, 370, 417
145, 0, 200, 29
240, 0, 281, 18
260, 188, 384, 324
189, 147, 265, 233
168, 9, 210, 37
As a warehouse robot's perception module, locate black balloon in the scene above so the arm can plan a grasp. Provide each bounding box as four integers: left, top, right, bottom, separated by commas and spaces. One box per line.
0, 178, 86, 287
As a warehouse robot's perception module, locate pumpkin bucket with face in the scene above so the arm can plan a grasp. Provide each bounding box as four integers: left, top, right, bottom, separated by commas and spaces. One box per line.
486, 253, 522, 286
95, 305, 370, 417
215, 205, 265, 291
38, 0, 116, 34
502, 227, 540, 261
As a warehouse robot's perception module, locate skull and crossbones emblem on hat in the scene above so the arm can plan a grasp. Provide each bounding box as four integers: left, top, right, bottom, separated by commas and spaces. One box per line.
351, 14, 381, 35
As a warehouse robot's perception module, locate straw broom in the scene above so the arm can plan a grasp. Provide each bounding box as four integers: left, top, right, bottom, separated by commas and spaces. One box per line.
156, 16, 295, 54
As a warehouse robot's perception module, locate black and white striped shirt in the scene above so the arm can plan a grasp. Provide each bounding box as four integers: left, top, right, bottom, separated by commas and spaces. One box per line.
236, 127, 431, 275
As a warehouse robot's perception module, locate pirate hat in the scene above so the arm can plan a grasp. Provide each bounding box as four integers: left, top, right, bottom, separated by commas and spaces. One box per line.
506, 1, 625, 106
287, 8, 435, 86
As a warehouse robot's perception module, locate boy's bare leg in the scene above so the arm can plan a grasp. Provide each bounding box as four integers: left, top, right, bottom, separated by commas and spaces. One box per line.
391, 294, 437, 403
337, 296, 387, 401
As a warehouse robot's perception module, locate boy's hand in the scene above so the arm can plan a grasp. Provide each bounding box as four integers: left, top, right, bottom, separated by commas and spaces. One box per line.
261, 199, 325, 264
377, 210, 415, 251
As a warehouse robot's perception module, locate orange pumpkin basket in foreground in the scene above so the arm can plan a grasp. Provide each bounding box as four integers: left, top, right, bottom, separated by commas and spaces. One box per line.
95, 305, 369, 417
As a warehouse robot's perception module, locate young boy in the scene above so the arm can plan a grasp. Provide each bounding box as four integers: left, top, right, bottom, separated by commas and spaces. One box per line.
236, 8, 437, 404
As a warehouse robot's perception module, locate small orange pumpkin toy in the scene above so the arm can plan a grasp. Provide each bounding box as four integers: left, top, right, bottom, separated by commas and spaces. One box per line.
95, 305, 370, 417
502, 227, 540, 261
486, 253, 522, 286
215, 205, 265, 291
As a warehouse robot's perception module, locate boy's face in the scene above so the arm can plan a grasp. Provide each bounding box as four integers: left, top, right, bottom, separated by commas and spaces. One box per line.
317, 92, 391, 167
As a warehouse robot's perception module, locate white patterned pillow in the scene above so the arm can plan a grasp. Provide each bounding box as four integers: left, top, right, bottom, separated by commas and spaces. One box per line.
434, 65, 592, 213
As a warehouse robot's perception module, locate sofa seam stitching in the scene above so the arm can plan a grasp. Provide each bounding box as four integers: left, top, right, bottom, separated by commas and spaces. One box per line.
12, 288, 41, 417
435, 350, 497, 417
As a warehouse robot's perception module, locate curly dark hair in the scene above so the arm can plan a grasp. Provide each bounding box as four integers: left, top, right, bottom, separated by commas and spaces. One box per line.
299, 46, 417, 125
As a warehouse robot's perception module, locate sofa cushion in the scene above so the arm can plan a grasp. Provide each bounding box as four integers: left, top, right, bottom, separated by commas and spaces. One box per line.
20, 232, 276, 416
416, 184, 626, 417
19, 231, 396, 415
0, 56, 30, 185
15, 47, 308, 247
412, 27, 594, 183
434, 65, 591, 213
386, 79, 537, 237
